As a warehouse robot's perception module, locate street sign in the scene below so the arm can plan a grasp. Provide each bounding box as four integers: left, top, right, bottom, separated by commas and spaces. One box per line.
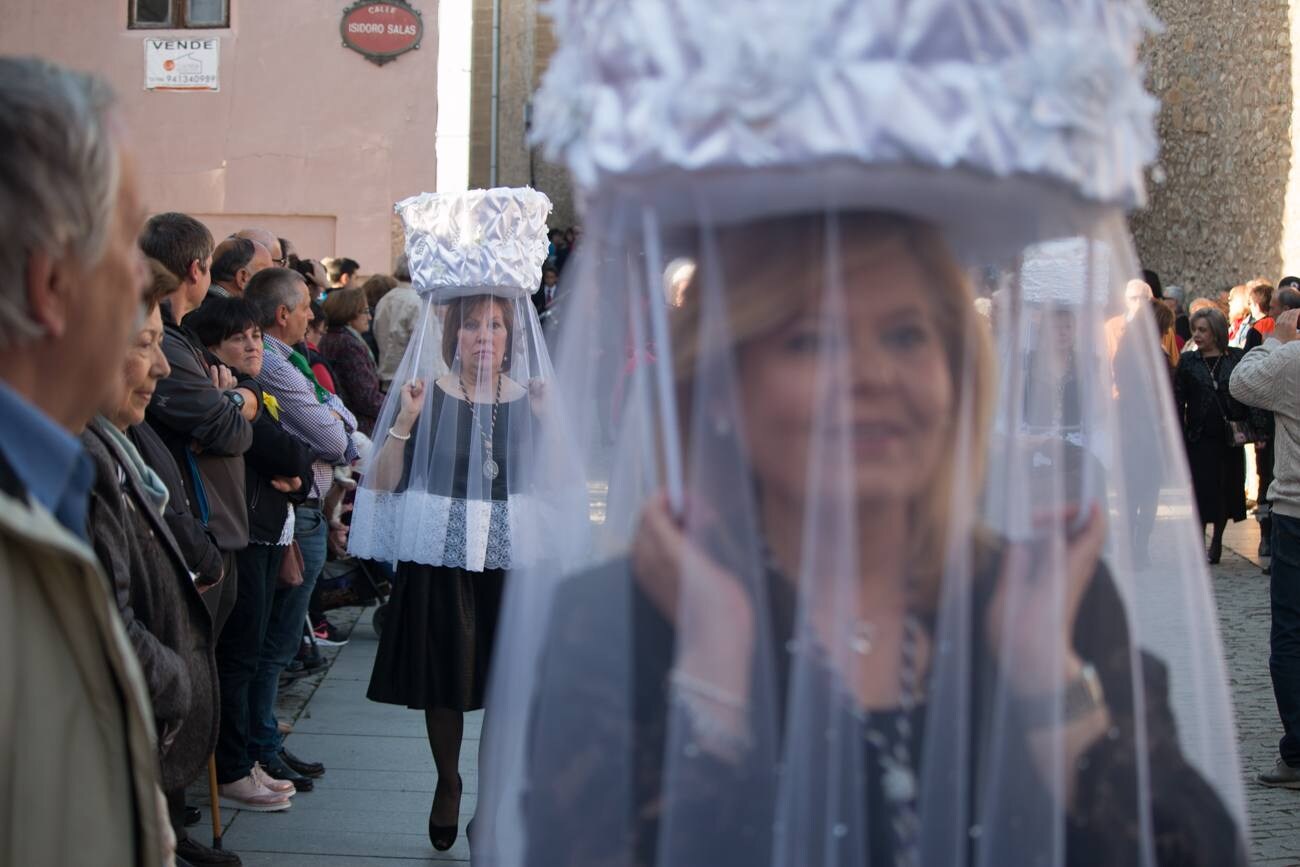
340, 1, 423, 67
144, 37, 220, 92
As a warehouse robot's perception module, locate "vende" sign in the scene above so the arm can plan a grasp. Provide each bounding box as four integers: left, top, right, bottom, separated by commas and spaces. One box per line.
340, 1, 424, 66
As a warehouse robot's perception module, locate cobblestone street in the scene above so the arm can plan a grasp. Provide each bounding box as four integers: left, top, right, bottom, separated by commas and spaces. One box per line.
1218, 519, 1300, 865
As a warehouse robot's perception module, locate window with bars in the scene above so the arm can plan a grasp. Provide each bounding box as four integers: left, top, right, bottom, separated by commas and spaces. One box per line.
130, 0, 229, 28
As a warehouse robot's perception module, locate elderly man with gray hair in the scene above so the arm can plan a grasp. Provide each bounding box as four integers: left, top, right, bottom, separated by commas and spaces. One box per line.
0, 57, 171, 866
241, 267, 357, 791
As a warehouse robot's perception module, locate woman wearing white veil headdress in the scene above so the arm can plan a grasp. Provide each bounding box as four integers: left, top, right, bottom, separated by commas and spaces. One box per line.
473, 2, 1249, 866
347, 188, 561, 854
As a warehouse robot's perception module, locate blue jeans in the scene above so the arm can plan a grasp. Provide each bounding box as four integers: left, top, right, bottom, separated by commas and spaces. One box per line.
248, 505, 328, 761
214, 543, 282, 783
1271, 513, 1300, 765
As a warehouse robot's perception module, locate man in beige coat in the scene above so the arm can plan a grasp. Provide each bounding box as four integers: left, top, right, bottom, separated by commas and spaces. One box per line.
0, 57, 171, 866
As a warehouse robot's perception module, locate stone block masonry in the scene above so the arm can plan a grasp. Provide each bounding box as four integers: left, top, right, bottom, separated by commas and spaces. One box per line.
1132, 0, 1293, 295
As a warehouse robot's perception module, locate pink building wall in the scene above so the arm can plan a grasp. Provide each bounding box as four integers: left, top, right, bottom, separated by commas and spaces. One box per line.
0, 0, 440, 273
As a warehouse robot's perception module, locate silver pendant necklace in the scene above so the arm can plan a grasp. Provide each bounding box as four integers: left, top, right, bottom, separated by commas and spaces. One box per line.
459, 373, 502, 480
763, 546, 922, 865
860, 613, 922, 867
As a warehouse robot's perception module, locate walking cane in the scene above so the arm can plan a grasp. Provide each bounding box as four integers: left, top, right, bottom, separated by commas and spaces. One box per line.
207, 754, 224, 850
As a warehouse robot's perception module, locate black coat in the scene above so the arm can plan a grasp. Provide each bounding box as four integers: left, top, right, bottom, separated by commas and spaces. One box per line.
82, 418, 218, 792
1174, 348, 1248, 445
242, 391, 315, 543
524, 547, 1247, 867
146, 302, 253, 551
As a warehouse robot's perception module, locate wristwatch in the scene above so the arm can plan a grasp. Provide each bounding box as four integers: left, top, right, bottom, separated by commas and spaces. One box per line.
1016, 662, 1106, 727
224, 389, 246, 412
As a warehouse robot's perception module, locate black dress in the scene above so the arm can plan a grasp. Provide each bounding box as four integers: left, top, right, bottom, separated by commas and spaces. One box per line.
521, 545, 1247, 867
1174, 349, 1248, 525
367, 386, 525, 712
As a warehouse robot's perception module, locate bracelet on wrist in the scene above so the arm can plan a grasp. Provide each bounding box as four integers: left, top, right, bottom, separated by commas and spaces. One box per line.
669, 669, 746, 710
388, 427, 412, 441
669, 671, 754, 760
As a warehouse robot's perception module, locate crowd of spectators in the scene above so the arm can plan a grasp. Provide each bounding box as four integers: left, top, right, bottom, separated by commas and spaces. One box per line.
0, 56, 430, 867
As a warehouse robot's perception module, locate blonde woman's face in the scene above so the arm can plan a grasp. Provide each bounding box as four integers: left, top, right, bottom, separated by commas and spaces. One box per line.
736, 245, 954, 508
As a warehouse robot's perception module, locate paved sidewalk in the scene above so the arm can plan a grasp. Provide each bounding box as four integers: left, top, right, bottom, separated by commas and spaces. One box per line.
188, 606, 475, 865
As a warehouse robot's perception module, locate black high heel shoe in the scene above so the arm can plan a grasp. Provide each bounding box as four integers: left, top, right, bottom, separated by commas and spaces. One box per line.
428, 774, 463, 852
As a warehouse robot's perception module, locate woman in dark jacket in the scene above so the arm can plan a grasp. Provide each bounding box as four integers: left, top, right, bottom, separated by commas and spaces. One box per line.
506, 215, 1248, 867
320, 287, 384, 435
187, 297, 319, 804
1175, 306, 1249, 563
83, 274, 226, 865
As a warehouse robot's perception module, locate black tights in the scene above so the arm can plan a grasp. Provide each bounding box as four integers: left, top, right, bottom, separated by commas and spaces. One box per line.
1207, 521, 1226, 555
426, 708, 474, 824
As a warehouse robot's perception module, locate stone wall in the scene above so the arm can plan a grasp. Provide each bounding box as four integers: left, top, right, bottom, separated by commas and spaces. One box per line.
468, 0, 577, 227
1131, 0, 1293, 296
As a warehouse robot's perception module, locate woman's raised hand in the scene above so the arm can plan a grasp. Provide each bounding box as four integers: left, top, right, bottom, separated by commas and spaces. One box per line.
632, 494, 755, 695
395, 378, 426, 430
986, 503, 1107, 698
528, 377, 548, 417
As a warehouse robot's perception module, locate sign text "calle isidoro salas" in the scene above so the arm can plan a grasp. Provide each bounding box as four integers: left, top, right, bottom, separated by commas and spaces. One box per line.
340, 1, 424, 66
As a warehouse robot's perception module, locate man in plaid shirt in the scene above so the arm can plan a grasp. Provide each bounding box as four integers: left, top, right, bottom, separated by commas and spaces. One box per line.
244, 267, 358, 786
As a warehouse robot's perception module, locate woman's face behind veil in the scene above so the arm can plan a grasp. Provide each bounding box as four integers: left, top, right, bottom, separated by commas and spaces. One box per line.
454, 296, 510, 376
733, 237, 955, 510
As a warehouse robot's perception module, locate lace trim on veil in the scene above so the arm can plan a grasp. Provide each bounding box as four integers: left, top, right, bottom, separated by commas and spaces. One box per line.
348, 488, 553, 571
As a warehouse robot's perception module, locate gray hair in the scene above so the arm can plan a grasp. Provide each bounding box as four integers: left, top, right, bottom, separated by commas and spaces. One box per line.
1190, 306, 1230, 354
244, 267, 305, 329
0, 57, 120, 348
393, 253, 411, 283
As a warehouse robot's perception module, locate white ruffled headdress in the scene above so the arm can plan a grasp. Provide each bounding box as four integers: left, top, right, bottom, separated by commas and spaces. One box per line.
532, 0, 1159, 254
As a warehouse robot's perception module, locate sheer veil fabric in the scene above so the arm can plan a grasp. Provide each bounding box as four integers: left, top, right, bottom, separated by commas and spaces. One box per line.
348, 188, 575, 575
471, 2, 1249, 866
475, 206, 1247, 867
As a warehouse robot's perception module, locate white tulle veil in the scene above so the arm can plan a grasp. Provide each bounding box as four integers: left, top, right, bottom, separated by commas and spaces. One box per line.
472, 3, 1248, 866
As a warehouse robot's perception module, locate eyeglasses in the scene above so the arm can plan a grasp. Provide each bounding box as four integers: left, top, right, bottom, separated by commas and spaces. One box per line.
273, 257, 289, 267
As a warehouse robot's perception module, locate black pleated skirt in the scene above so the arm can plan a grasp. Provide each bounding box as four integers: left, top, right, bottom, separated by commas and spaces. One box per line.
367, 561, 506, 711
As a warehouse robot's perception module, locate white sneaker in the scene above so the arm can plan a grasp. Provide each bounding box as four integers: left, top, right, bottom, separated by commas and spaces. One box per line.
252, 761, 297, 797
218, 773, 292, 812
